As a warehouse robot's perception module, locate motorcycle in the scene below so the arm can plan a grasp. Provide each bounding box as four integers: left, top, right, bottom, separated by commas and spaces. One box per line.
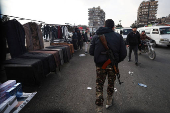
141, 40, 156, 60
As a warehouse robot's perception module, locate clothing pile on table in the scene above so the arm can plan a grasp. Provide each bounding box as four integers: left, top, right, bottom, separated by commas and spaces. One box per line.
2, 19, 74, 86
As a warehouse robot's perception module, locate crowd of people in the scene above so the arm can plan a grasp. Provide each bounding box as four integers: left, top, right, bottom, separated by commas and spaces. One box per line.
72, 27, 94, 54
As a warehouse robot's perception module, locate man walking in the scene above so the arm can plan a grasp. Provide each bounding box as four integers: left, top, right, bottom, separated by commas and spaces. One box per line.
126, 26, 141, 66
89, 19, 127, 113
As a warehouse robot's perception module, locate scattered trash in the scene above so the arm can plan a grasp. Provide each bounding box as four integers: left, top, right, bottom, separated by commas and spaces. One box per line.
129, 71, 134, 75
79, 54, 86, 57
114, 88, 117, 92
87, 87, 92, 90
138, 83, 147, 88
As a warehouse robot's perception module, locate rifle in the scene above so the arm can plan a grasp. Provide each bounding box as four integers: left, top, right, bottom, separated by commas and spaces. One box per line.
99, 34, 123, 85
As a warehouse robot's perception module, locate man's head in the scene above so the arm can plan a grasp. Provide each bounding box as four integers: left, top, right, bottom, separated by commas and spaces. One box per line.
86, 29, 88, 32
142, 30, 145, 35
132, 26, 137, 32
105, 19, 115, 30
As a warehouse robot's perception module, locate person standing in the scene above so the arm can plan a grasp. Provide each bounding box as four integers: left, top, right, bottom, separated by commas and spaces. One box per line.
89, 19, 127, 113
84, 29, 89, 54
72, 30, 78, 51
126, 26, 141, 66
77, 30, 82, 50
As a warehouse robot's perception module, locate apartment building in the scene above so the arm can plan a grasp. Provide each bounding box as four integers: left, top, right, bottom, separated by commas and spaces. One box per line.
137, 0, 158, 27
88, 6, 105, 30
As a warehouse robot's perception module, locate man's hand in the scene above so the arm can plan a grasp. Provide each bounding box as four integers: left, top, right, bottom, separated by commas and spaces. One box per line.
126, 45, 129, 48
86, 42, 88, 44
139, 44, 141, 46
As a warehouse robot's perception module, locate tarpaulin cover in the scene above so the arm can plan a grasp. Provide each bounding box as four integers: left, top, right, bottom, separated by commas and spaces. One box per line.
30, 50, 60, 68
42, 48, 64, 65
45, 46, 69, 63
51, 43, 74, 54
4, 58, 44, 86
18, 52, 56, 75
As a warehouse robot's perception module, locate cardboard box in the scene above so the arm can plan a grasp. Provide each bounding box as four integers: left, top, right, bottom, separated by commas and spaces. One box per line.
0, 80, 16, 98
6, 87, 17, 98
0, 94, 7, 105
2, 96, 18, 113
14, 83, 23, 97
0, 102, 8, 113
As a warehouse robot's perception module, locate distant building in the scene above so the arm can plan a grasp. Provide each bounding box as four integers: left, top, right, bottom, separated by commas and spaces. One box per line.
156, 14, 170, 24
88, 6, 105, 31
137, 0, 158, 27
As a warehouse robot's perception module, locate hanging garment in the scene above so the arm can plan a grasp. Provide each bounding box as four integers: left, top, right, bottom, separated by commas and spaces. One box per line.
4, 19, 27, 58
57, 26, 63, 39
23, 22, 44, 51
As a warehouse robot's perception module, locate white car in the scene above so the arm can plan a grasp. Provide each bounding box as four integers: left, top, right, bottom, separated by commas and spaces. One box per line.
138, 26, 170, 47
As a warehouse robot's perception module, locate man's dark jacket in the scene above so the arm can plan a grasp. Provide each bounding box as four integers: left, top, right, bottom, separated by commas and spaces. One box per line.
72, 32, 78, 40
126, 31, 141, 46
89, 27, 127, 67
84, 32, 88, 42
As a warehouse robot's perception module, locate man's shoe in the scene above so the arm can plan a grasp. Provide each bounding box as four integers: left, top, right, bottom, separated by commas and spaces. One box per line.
128, 59, 131, 62
135, 62, 138, 66
96, 106, 103, 113
106, 95, 113, 109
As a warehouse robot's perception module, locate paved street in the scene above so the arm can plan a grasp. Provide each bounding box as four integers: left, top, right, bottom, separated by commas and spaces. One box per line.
20, 45, 170, 113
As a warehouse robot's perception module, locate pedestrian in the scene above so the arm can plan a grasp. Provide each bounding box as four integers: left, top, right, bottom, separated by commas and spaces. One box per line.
84, 29, 89, 54
89, 19, 127, 113
126, 26, 141, 66
77, 30, 82, 50
72, 30, 78, 51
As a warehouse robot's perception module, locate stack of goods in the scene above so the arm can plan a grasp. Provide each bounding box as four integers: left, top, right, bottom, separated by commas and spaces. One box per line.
0, 80, 23, 113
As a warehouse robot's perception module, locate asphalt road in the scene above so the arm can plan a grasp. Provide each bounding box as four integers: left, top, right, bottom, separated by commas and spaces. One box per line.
20, 45, 170, 113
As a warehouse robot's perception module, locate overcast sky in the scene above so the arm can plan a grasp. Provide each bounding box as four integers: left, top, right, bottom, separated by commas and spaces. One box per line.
1, 0, 170, 27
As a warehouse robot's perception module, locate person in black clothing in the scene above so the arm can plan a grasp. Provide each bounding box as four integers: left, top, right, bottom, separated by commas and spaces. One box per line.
77, 30, 82, 50
72, 30, 78, 51
84, 29, 89, 54
89, 19, 127, 113
126, 26, 141, 66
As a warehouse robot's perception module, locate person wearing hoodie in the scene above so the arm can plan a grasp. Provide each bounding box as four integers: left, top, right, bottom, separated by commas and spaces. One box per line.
126, 26, 141, 66
89, 19, 127, 113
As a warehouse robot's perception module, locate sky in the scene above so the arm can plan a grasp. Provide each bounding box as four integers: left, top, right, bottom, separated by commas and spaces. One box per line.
1, 0, 170, 27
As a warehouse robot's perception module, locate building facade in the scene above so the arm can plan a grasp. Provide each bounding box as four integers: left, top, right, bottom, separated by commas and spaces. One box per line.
137, 0, 158, 27
156, 14, 170, 24
88, 6, 105, 31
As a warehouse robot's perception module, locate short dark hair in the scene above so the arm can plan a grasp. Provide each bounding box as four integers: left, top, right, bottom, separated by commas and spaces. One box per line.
132, 26, 137, 28
105, 19, 115, 28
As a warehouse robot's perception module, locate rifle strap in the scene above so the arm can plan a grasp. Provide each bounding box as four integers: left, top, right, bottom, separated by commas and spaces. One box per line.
99, 35, 109, 51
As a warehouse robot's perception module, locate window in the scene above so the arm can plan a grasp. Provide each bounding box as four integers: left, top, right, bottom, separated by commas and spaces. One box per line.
152, 29, 159, 34
145, 29, 151, 34
160, 28, 170, 34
